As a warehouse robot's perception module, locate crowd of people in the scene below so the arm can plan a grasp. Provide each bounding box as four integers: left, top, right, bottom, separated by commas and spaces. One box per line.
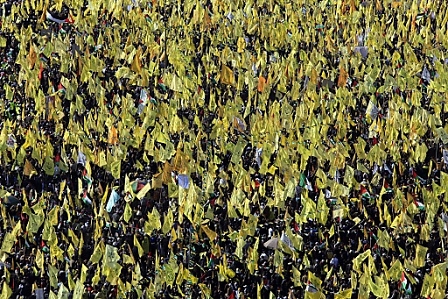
0, 0, 448, 298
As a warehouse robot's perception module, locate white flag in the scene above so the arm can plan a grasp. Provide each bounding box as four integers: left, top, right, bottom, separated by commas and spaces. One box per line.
77, 150, 86, 166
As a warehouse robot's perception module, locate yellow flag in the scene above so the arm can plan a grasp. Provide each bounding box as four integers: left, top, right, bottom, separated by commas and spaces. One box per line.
98, 150, 107, 167
48, 264, 58, 288
90, 241, 104, 264
108, 126, 119, 145
308, 271, 322, 290
432, 262, 448, 288
136, 182, 151, 199
103, 244, 121, 276
1, 221, 22, 253
148, 207, 162, 229
73, 279, 84, 299
130, 47, 142, 73
0, 281, 12, 299
123, 254, 133, 265
337, 66, 348, 87
220, 64, 235, 85
304, 291, 325, 299
35, 249, 44, 272
24, 159, 37, 177
201, 225, 217, 241
237, 37, 246, 53
50, 245, 64, 262
353, 249, 371, 273
176, 262, 184, 286
258, 76, 267, 92
134, 235, 144, 257
28, 43, 37, 69
110, 159, 121, 179
80, 264, 88, 284
162, 209, 174, 234
335, 289, 352, 299
421, 273, 434, 297
420, 223, 430, 242
123, 202, 133, 223
329, 224, 335, 238
26, 212, 45, 234
377, 229, 391, 251
47, 206, 60, 226
368, 276, 384, 298
170, 74, 183, 92
415, 244, 428, 268
292, 266, 301, 287
66, 271, 76, 291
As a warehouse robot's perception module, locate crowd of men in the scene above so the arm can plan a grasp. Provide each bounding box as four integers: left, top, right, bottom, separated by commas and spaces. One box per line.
0, 0, 448, 298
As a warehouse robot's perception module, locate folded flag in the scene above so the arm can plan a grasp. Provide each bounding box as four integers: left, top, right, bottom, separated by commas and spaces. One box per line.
399, 271, 407, 290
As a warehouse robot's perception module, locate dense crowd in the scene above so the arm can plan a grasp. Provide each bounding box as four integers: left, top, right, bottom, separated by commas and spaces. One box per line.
0, 0, 448, 298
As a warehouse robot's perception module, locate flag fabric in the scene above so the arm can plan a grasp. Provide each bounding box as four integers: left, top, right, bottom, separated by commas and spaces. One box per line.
177, 174, 190, 189
307, 271, 322, 291
77, 150, 86, 166
360, 185, 371, 199
81, 191, 92, 205
220, 65, 235, 85
110, 159, 121, 179
280, 232, 294, 250
233, 117, 246, 132
414, 200, 425, 211
299, 173, 313, 191
108, 127, 119, 145
337, 67, 348, 87
1, 281, 12, 298
24, 159, 37, 177
258, 76, 267, 92
399, 271, 412, 294
130, 47, 142, 74
366, 101, 379, 119
170, 75, 184, 92
201, 225, 217, 241
106, 189, 120, 212
28, 45, 37, 69
421, 66, 431, 82
415, 244, 428, 268
46, 10, 75, 24
123, 203, 133, 223
103, 244, 121, 270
